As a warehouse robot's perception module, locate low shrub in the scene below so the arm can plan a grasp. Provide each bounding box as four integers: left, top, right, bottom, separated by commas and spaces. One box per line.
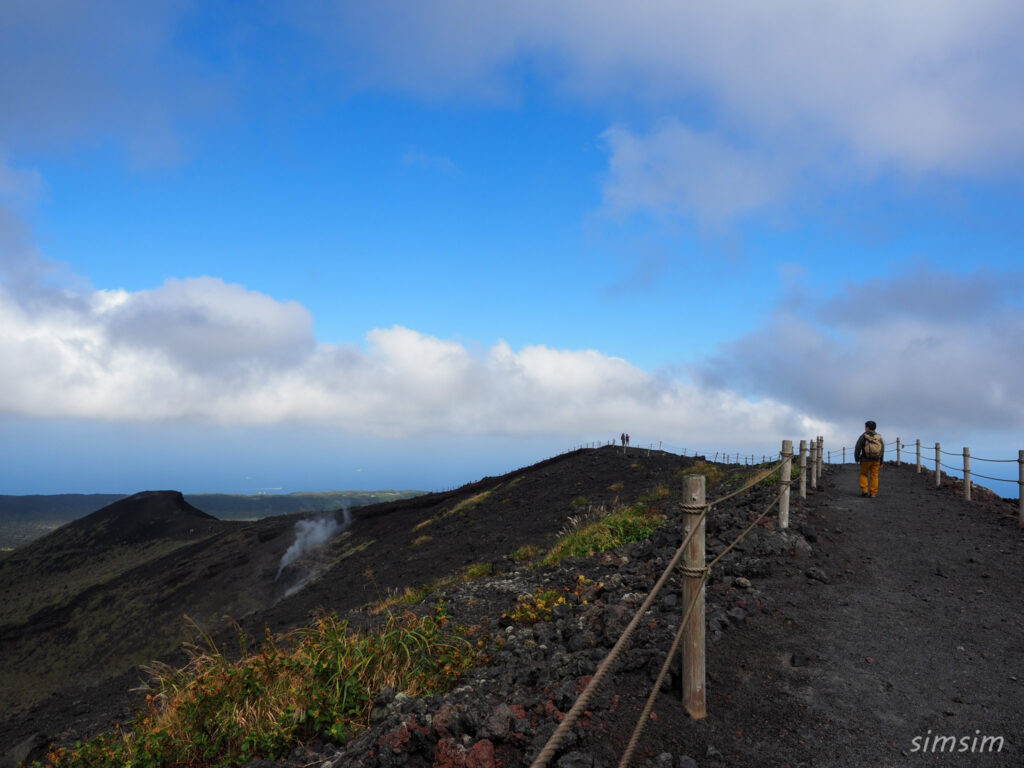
45, 608, 478, 768
677, 460, 724, 484
509, 544, 543, 563
543, 505, 664, 566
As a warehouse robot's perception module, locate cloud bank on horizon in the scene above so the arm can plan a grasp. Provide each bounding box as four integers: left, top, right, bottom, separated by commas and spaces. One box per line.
2, 2, 1024, 490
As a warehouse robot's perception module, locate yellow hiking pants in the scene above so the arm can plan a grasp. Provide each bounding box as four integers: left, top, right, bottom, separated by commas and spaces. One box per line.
859, 461, 880, 497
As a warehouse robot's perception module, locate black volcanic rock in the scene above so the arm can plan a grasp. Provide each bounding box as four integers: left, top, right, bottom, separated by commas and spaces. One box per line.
51, 490, 222, 548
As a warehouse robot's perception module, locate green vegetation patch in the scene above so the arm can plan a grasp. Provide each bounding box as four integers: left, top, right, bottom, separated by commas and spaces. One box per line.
763, 463, 802, 485
370, 561, 493, 614
641, 484, 670, 502
45, 608, 479, 768
442, 487, 496, 518
509, 544, 544, 563
676, 460, 725, 484
543, 505, 665, 566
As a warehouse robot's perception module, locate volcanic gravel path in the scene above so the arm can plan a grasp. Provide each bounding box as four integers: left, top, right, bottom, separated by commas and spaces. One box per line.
689, 462, 1024, 767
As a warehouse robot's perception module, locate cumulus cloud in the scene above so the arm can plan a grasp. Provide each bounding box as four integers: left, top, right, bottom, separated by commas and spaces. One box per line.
301, 1, 1024, 220
102, 277, 316, 374
692, 265, 1024, 434
0, 269, 826, 448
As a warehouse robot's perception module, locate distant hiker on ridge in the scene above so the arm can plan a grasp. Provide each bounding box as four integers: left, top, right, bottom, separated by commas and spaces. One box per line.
621, 433, 626, 447
854, 420, 885, 498
626, 433, 630, 446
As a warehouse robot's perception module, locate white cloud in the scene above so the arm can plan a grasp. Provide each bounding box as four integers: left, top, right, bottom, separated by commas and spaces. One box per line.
692, 265, 1024, 434
102, 277, 316, 374
0, 273, 826, 449
601, 121, 791, 224
306, 1, 1024, 219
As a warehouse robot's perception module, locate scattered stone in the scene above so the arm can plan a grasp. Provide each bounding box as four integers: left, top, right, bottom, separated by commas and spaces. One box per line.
478, 703, 512, 741
466, 739, 495, 768
558, 751, 594, 768
804, 567, 829, 583
727, 606, 747, 623
733, 577, 752, 589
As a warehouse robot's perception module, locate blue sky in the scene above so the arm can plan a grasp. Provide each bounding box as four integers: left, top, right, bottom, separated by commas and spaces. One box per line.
2, 2, 1024, 495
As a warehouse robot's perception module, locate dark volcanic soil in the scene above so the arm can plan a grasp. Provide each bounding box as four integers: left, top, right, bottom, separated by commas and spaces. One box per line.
3, 451, 1023, 767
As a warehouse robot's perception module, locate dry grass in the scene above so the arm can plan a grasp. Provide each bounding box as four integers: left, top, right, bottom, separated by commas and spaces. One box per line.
46, 609, 480, 768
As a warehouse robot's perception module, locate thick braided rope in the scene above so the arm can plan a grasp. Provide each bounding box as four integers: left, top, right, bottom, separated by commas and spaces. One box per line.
528, 503, 710, 768
617, 570, 708, 768
617, 487, 784, 767
708, 486, 785, 570
708, 459, 784, 507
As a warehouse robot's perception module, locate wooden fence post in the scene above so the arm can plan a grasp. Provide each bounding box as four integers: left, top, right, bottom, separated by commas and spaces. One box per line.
779, 440, 793, 529
1018, 450, 1023, 527
843, 446, 846, 463
799, 440, 808, 499
680, 474, 707, 719
896, 437, 902, 466
935, 443, 941, 487
810, 440, 818, 490
963, 447, 971, 501
816, 436, 822, 478
916, 439, 922, 473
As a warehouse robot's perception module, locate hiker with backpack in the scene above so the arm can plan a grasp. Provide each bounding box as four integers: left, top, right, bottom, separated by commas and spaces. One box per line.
854, 420, 885, 497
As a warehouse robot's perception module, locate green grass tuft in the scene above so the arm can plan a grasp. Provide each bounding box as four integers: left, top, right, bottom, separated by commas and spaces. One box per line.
542, 505, 665, 566
44, 608, 479, 768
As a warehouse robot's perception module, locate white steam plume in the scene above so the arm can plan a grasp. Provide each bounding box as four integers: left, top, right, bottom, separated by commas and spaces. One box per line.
275, 507, 351, 581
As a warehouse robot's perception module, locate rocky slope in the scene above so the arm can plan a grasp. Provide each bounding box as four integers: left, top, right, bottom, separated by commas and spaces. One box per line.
4, 452, 1021, 767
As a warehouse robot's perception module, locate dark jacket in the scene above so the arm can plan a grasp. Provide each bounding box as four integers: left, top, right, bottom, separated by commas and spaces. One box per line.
854, 430, 885, 463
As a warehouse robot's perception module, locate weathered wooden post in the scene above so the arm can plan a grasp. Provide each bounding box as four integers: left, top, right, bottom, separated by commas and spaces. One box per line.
810, 440, 818, 490
896, 437, 902, 466
916, 439, 922, 474
779, 440, 793, 529
799, 439, 808, 499
1018, 451, 1023, 527
818, 436, 824, 475
935, 442, 941, 487
680, 474, 707, 719
843, 446, 846, 463
963, 447, 971, 501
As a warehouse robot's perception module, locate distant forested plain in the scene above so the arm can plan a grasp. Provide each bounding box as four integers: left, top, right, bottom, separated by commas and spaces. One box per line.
0, 490, 424, 551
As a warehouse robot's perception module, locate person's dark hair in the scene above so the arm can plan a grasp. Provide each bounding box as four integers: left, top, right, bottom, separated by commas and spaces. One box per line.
865, 420, 877, 431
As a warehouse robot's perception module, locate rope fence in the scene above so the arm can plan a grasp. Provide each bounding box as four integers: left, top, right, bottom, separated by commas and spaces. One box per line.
530, 443, 799, 768
526, 430, 1022, 766
822, 436, 1023, 525
532, 430, 1021, 765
